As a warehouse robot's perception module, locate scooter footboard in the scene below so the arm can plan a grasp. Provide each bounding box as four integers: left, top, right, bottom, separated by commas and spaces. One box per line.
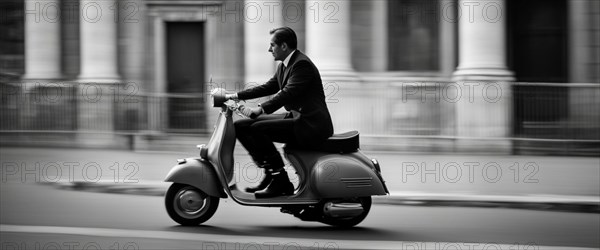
165, 158, 227, 198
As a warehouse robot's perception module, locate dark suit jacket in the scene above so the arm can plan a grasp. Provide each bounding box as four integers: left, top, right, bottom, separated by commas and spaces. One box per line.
237, 51, 334, 147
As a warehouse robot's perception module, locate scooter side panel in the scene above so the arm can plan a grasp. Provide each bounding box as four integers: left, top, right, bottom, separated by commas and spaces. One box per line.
165, 158, 227, 198
311, 155, 387, 198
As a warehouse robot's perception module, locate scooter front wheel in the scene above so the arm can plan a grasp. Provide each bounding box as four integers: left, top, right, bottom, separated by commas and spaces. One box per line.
165, 183, 219, 226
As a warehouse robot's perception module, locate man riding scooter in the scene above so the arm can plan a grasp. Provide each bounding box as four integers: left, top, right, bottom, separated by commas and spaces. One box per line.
225, 27, 333, 198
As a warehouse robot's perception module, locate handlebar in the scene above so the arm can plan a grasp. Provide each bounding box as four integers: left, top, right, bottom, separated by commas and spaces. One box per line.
210, 88, 251, 118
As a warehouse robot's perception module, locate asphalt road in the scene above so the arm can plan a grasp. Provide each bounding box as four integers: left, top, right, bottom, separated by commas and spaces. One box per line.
1, 147, 599, 197
1, 182, 599, 250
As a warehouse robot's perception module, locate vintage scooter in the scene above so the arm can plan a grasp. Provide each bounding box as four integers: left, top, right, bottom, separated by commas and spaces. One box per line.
164, 88, 388, 227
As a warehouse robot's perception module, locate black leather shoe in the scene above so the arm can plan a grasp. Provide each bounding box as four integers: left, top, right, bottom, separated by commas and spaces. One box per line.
245, 169, 272, 193
255, 169, 294, 198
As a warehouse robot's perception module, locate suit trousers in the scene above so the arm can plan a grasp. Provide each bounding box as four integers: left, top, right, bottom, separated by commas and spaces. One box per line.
234, 113, 297, 169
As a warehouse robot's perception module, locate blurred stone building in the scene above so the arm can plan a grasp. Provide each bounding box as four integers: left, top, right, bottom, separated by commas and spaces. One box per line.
1, 0, 599, 154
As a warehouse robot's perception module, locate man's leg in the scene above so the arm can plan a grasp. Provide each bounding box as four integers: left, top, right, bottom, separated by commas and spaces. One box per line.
248, 117, 296, 198
234, 114, 286, 161
234, 114, 286, 192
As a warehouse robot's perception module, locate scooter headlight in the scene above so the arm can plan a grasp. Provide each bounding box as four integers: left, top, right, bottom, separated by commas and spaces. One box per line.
211, 88, 227, 107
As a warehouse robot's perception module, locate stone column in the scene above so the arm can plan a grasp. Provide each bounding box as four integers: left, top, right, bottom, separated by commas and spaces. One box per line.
305, 0, 357, 83
568, 0, 600, 141
439, 0, 457, 78
23, 0, 62, 81
21, 1, 64, 139
452, 0, 514, 153
453, 0, 513, 81
569, 0, 596, 83
78, 0, 120, 81
371, 0, 387, 72
77, 0, 122, 148
244, 0, 283, 86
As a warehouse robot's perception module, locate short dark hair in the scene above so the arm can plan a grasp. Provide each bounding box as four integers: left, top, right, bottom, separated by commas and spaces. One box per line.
269, 27, 297, 50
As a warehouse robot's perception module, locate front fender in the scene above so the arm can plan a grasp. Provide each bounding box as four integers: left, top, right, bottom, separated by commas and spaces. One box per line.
165, 158, 227, 198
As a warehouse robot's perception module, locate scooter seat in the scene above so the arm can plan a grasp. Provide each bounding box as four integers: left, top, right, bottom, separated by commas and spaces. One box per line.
316, 131, 360, 153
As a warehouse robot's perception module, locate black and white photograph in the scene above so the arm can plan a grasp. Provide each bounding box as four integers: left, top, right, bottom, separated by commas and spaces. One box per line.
1, 0, 599, 249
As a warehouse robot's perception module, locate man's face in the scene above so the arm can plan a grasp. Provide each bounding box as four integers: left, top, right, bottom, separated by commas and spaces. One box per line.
268, 35, 286, 61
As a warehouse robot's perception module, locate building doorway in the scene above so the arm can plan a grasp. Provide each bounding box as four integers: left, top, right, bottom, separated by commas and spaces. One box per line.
508, 0, 568, 82
508, 0, 569, 146
166, 21, 206, 131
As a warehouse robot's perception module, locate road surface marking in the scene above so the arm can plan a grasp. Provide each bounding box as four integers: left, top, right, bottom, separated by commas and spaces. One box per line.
1, 224, 596, 250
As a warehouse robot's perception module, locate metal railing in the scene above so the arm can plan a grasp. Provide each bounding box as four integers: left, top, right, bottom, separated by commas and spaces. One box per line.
0, 84, 209, 133
1, 81, 598, 154
511, 82, 600, 154
513, 82, 600, 140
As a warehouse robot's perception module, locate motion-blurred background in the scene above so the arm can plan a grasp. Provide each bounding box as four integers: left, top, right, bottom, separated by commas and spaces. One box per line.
1, 0, 599, 155
1, 2, 599, 248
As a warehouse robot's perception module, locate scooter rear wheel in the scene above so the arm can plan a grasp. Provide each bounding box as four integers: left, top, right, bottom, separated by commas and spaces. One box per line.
319, 196, 372, 227
165, 183, 220, 226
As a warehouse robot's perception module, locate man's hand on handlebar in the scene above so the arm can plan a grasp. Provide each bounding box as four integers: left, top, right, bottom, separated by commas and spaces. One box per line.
239, 105, 263, 119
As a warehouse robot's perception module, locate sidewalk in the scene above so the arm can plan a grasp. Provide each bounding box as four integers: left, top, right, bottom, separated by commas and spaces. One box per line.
1, 147, 598, 212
